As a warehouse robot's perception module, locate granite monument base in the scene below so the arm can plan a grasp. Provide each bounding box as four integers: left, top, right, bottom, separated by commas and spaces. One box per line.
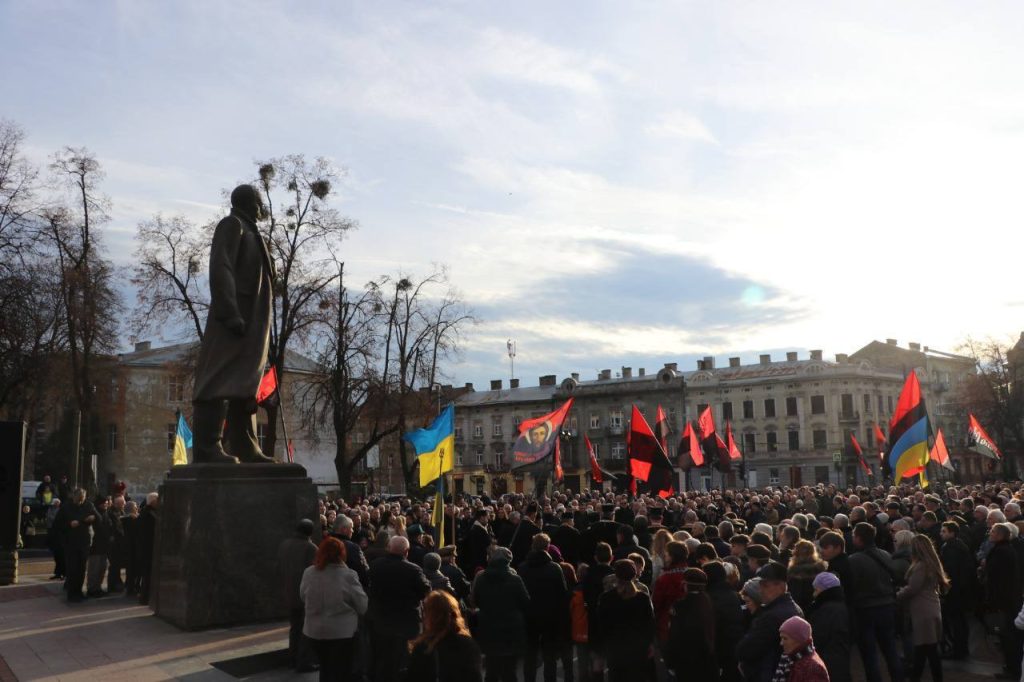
151, 463, 317, 630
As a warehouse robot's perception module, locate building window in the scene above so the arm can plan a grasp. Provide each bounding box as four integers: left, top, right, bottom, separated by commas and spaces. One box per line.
569, 416, 578, 431
107, 423, 118, 453
455, 426, 463, 439
166, 423, 176, 452
887, 396, 894, 413
668, 407, 678, 428
609, 410, 623, 428
812, 429, 827, 449
495, 451, 504, 468
476, 448, 484, 465
590, 441, 600, 458
456, 451, 463, 466
811, 395, 826, 415
877, 395, 884, 414
590, 414, 601, 429
722, 402, 733, 420
492, 420, 502, 437
840, 393, 854, 416
473, 423, 483, 438
786, 397, 798, 417
815, 466, 830, 484
611, 441, 626, 458
863, 394, 871, 412
744, 432, 756, 453
769, 468, 780, 484
788, 430, 800, 451
513, 414, 522, 428
697, 403, 709, 415
168, 375, 185, 402
743, 400, 754, 419
767, 431, 778, 452
764, 399, 776, 418
257, 423, 267, 451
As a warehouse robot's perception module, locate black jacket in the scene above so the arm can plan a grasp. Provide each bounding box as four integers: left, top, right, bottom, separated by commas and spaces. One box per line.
596, 589, 655, 666
985, 541, 1022, 612
367, 553, 431, 638
707, 581, 744, 667
666, 591, 717, 680
847, 545, 897, 609
735, 592, 802, 682
940, 537, 975, 605
518, 550, 569, 641
406, 633, 483, 682
276, 533, 317, 610
550, 524, 582, 566
510, 518, 541, 566
806, 586, 852, 682
471, 559, 530, 656
467, 523, 493, 571
441, 562, 472, 600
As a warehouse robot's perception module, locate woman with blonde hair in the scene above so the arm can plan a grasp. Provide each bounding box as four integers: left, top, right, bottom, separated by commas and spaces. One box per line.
787, 539, 828, 612
897, 534, 950, 682
406, 590, 483, 682
651, 528, 673, 582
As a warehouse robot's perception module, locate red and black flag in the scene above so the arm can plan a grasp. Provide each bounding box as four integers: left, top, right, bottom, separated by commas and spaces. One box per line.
511, 398, 574, 469
697, 406, 725, 468
628, 405, 674, 497
873, 424, 887, 461
848, 433, 872, 477
655, 405, 671, 453
930, 428, 954, 472
968, 414, 1003, 460
585, 436, 615, 484
257, 365, 280, 408
678, 421, 704, 468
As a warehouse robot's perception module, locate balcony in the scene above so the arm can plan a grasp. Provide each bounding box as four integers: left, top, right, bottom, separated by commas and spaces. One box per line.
838, 411, 860, 423
608, 425, 624, 436
490, 431, 504, 440
472, 431, 484, 440
485, 462, 510, 473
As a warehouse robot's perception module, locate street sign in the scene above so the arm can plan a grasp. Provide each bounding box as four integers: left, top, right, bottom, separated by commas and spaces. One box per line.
832, 451, 842, 463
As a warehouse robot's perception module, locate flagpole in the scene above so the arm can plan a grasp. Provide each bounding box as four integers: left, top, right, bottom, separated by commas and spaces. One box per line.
279, 390, 292, 463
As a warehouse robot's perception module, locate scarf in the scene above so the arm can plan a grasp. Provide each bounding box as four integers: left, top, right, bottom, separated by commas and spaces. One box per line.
771, 641, 815, 682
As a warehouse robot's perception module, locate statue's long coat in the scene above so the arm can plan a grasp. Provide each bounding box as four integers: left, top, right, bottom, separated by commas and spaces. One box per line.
193, 210, 273, 401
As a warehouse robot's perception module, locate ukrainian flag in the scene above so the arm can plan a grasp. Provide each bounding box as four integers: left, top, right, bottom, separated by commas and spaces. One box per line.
172, 412, 192, 466
404, 403, 455, 488
888, 372, 930, 483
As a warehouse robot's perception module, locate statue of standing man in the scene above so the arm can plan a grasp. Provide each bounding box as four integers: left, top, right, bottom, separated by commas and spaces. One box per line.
192, 184, 275, 464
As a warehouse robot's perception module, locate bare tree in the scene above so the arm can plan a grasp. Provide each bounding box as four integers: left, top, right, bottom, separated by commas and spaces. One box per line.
252, 155, 356, 458
130, 214, 210, 341
0, 119, 40, 258
44, 148, 121, 486
958, 335, 1024, 475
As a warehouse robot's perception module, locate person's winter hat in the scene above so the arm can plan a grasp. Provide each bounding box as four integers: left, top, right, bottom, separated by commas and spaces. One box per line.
756, 560, 788, 583
812, 572, 841, 592
746, 544, 771, 560
780, 616, 813, 644
489, 546, 512, 564
547, 544, 564, 562
423, 553, 442, 572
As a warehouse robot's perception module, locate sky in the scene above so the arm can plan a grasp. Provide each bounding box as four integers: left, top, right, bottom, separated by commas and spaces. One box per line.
4, 1, 1024, 389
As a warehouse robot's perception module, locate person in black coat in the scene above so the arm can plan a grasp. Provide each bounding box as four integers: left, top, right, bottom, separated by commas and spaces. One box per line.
612, 525, 652, 585
136, 493, 159, 605
439, 545, 472, 601
939, 521, 974, 659
805, 572, 851, 682
665, 567, 718, 682
467, 509, 494, 573
276, 519, 318, 672
518, 534, 569, 682
511, 505, 542, 566
58, 489, 98, 602
86, 496, 113, 597
735, 562, 803, 682
367, 535, 432, 682
472, 546, 531, 682
705, 561, 743, 682
984, 524, 1022, 678
551, 514, 582, 567
330, 514, 370, 588
596, 560, 654, 682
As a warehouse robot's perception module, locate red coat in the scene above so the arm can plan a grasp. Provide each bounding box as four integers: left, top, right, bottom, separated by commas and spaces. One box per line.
652, 565, 687, 642
788, 651, 830, 682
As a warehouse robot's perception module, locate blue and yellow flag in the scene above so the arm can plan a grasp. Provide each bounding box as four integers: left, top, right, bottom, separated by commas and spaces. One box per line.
404, 403, 455, 488
172, 412, 193, 466
888, 372, 930, 484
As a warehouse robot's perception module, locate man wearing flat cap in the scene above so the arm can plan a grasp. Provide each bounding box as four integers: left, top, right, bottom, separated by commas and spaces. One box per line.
736, 561, 802, 682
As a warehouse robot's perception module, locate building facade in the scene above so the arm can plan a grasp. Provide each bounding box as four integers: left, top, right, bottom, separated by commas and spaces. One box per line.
452, 341, 979, 496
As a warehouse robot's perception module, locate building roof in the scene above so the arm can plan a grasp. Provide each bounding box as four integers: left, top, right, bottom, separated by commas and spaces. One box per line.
455, 384, 557, 407
117, 341, 321, 374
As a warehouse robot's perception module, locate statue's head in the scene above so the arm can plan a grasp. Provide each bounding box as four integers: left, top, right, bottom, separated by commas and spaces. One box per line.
230, 184, 266, 223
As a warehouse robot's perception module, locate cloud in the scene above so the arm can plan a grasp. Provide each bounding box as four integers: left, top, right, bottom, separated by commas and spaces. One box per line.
646, 112, 717, 144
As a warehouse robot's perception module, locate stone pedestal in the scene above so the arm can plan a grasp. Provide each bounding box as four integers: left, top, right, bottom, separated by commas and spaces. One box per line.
152, 463, 317, 630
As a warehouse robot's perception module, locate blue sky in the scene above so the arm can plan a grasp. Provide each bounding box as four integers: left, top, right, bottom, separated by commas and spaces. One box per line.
5, 1, 1024, 388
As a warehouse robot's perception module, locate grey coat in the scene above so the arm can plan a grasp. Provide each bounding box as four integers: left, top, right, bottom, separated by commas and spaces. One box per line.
194, 210, 273, 401
897, 563, 943, 645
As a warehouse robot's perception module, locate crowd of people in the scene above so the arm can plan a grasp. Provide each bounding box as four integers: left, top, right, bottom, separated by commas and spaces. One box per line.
35, 475, 160, 605
34, 475, 1024, 682
270, 480, 1024, 682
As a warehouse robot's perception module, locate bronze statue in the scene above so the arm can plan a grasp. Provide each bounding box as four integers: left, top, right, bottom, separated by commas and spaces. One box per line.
192, 184, 275, 464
